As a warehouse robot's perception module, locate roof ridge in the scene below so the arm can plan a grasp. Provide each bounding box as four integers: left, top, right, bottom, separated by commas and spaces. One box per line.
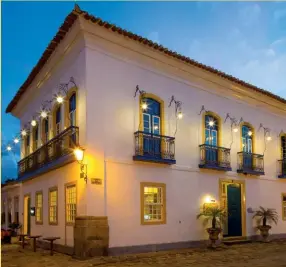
5, 5, 286, 113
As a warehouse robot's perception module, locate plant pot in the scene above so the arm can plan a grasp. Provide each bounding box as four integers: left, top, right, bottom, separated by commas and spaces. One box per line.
207, 228, 222, 248
257, 225, 271, 242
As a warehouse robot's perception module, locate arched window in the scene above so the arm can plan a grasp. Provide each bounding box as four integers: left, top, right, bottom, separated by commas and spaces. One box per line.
142, 97, 162, 157
33, 126, 39, 151
281, 135, 286, 159
42, 118, 49, 143
242, 124, 253, 153
55, 106, 61, 135
69, 93, 76, 126
205, 114, 219, 146
25, 133, 30, 156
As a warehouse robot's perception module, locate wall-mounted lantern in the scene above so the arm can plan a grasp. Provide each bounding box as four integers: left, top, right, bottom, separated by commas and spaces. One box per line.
73, 147, 88, 183
203, 195, 218, 211
30, 207, 35, 216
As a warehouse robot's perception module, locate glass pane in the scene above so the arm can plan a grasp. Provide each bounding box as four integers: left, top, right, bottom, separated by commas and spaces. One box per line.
153, 116, 160, 135
211, 130, 217, 146
143, 113, 151, 133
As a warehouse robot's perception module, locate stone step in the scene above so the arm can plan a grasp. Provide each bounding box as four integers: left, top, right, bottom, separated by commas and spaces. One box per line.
223, 238, 252, 246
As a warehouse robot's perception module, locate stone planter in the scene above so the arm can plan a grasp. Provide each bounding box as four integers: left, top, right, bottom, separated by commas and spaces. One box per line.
207, 228, 222, 248
257, 225, 271, 242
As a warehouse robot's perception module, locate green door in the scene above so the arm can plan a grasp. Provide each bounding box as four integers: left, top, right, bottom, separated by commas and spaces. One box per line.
227, 184, 242, 237
27, 198, 31, 235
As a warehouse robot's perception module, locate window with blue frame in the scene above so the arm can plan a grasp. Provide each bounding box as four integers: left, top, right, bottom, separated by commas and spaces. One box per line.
26, 134, 30, 156
33, 126, 39, 151
69, 93, 76, 127
44, 118, 49, 143
142, 98, 161, 157
242, 125, 253, 153
204, 114, 219, 163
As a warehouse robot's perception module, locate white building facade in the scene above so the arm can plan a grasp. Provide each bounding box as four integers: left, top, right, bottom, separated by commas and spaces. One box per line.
3, 5, 286, 257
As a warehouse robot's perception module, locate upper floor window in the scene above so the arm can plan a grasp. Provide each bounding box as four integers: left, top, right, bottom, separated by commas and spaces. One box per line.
33, 126, 39, 151
55, 106, 61, 136
69, 93, 76, 127
142, 97, 161, 135
43, 118, 49, 143
242, 124, 253, 153
205, 114, 219, 146
25, 134, 30, 156
281, 135, 286, 159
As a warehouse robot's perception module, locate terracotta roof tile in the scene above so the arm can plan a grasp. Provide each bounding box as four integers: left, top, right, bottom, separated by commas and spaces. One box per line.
6, 4, 286, 113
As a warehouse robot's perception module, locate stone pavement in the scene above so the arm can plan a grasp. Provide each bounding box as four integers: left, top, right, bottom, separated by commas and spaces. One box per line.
2, 240, 286, 267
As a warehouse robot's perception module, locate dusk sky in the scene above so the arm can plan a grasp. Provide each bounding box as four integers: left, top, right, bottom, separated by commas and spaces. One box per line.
2, 1, 286, 181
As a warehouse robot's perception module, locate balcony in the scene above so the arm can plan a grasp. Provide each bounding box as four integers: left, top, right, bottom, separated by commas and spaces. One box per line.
133, 131, 176, 165
278, 159, 286, 178
237, 152, 264, 175
198, 144, 231, 171
18, 126, 79, 179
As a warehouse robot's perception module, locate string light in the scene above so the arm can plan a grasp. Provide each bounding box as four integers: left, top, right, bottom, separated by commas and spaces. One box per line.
177, 111, 183, 120
31, 120, 37, 127
56, 95, 64, 103
7, 146, 12, 151
141, 103, 148, 110
21, 130, 27, 136
208, 120, 214, 127
14, 138, 19, 144
266, 136, 272, 141
248, 131, 253, 136
40, 110, 48, 118
233, 127, 239, 133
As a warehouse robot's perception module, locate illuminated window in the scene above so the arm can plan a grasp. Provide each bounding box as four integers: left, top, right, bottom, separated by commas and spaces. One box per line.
42, 118, 49, 143
205, 114, 218, 146
69, 93, 76, 127
242, 124, 253, 153
55, 106, 61, 135
49, 188, 58, 224
33, 126, 39, 151
141, 182, 166, 225
66, 184, 76, 224
26, 134, 30, 156
282, 194, 286, 221
35, 192, 43, 224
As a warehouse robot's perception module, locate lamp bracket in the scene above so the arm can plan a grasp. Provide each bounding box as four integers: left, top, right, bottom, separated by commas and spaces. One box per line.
134, 85, 146, 98
168, 95, 182, 114
198, 105, 210, 115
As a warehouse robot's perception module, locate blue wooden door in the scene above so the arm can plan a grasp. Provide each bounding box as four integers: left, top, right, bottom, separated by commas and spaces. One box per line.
227, 184, 242, 237
142, 98, 161, 158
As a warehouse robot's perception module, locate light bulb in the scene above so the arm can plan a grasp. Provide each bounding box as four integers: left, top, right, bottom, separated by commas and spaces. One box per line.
141, 103, 148, 110
7, 146, 12, 151
74, 148, 84, 161
266, 136, 272, 141
31, 120, 37, 127
56, 96, 64, 103
177, 111, 183, 119
21, 130, 27, 136
248, 131, 252, 136
14, 138, 19, 144
233, 127, 238, 133
208, 121, 214, 127
40, 111, 48, 118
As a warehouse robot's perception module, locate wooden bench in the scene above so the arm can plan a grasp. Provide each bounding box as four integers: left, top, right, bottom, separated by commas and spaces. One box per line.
29, 235, 42, 252
43, 237, 60, 256
18, 234, 29, 249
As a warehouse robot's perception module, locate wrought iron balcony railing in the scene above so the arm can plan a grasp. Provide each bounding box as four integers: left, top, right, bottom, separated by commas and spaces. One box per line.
18, 126, 79, 178
133, 131, 176, 164
278, 159, 286, 178
199, 144, 231, 171
237, 152, 264, 175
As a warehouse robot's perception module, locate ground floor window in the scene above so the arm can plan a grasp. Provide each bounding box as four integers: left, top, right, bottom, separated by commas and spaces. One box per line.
140, 182, 166, 225
282, 194, 286, 221
49, 188, 58, 224
35, 192, 43, 224
65, 184, 76, 224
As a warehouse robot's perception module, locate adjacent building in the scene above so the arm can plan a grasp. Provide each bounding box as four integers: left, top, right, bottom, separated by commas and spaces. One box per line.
2, 5, 286, 257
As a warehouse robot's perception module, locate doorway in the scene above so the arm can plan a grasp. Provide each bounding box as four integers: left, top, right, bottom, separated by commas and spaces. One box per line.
23, 195, 31, 235
220, 179, 245, 238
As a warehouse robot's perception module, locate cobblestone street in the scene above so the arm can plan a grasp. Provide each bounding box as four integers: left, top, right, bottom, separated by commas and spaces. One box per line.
2, 240, 286, 267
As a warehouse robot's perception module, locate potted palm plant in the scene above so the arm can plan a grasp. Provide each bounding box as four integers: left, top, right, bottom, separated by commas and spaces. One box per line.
197, 206, 226, 248
253, 206, 278, 242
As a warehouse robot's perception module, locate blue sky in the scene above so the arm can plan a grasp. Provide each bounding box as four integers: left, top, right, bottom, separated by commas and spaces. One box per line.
2, 1, 286, 181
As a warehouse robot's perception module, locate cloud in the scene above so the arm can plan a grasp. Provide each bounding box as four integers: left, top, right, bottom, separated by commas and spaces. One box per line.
147, 31, 160, 44
274, 9, 286, 21
238, 4, 261, 26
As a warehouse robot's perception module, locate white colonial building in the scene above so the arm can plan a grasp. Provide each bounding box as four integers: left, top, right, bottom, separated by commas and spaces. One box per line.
2, 5, 286, 258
